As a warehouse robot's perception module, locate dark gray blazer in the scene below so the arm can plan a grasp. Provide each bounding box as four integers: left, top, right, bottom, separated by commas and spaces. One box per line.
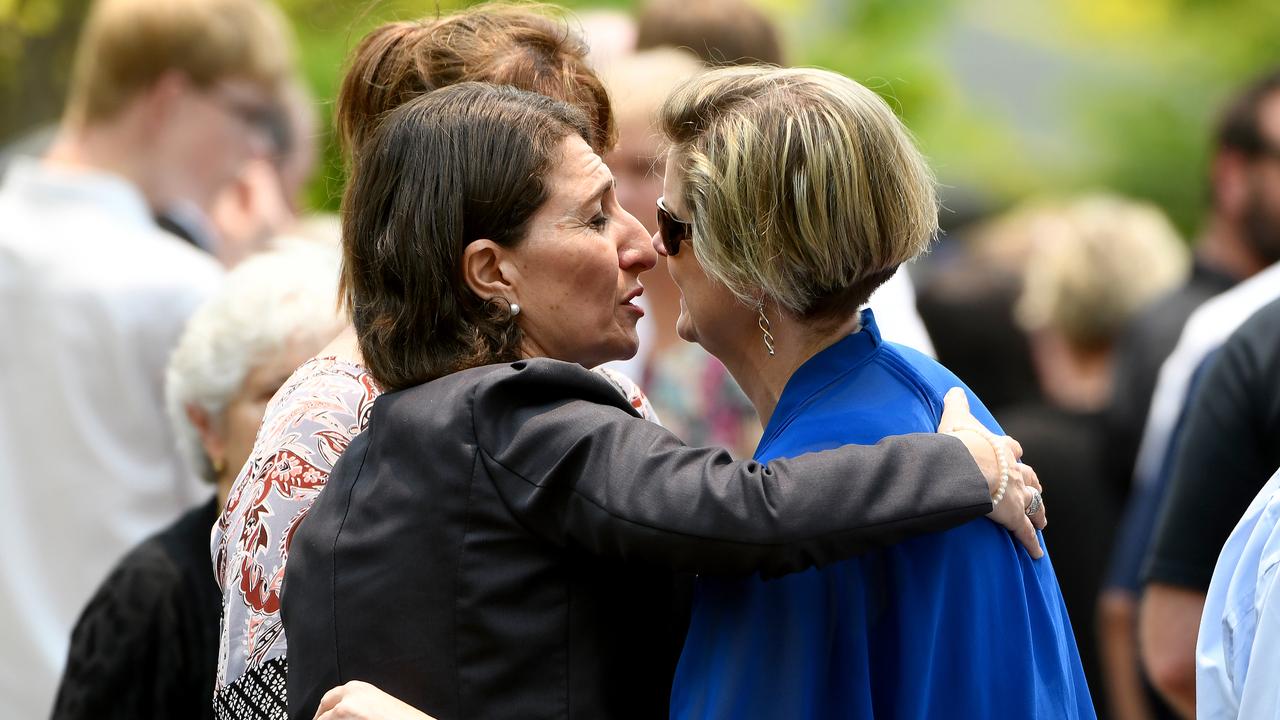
283, 358, 991, 720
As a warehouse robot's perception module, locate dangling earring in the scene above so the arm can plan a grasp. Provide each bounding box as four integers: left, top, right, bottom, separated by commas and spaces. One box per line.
509, 302, 521, 317
757, 303, 775, 356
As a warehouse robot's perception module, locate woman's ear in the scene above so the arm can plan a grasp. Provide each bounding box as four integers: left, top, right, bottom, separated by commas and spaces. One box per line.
462, 239, 516, 303
185, 403, 226, 474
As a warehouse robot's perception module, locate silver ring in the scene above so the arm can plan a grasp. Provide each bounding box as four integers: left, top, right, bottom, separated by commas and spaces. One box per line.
1024, 488, 1043, 517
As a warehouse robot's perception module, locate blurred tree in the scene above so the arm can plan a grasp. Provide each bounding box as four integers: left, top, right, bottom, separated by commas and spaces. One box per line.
5, 0, 1277, 235
0, 0, 91, 144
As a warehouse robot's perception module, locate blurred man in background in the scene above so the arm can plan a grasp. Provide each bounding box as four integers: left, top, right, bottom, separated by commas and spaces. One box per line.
1101, 68, 1280, 719
1135, 67, 1280, 711
0, 0, 294, 715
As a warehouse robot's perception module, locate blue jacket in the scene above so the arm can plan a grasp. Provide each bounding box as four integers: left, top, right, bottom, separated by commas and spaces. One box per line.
671, 310, 1094, 719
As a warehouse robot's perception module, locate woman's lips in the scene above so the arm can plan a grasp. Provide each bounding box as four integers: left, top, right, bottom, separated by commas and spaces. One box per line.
620, 287, 645, 316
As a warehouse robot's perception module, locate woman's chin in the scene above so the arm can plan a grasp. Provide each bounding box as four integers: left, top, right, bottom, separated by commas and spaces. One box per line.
675, 315, 698, 345
605, 330, 641, 364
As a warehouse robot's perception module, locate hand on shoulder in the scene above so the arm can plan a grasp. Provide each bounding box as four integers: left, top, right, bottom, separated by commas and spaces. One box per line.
939, 387, 1047, 559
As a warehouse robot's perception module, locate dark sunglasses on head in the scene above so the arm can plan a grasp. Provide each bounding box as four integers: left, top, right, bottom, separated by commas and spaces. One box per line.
656, 197, 693, 256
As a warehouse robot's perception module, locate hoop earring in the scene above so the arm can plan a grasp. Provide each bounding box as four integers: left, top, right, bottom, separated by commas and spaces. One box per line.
757, 303, 775, 356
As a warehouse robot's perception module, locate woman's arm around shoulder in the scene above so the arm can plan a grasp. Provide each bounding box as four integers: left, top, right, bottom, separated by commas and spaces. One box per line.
471, 359, 1043, 578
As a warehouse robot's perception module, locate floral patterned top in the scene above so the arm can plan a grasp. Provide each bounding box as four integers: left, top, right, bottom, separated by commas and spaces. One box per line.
210, 356, 656, 718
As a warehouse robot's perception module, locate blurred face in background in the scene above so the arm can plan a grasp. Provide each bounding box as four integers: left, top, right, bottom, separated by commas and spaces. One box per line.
606, 111, 685, 352
1241, 92, 1280, 266
152, 72, 279, 212
209, 158, 296, 268
191, 328, 339, 497
216, 332, 330, 486
608, 115, 664, 237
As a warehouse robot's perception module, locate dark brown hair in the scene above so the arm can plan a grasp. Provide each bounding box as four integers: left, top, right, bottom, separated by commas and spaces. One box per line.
336, 4, 616, 162
636, 0, 785, 68
342, 82, 590, 391
1215, 68, 1280, 158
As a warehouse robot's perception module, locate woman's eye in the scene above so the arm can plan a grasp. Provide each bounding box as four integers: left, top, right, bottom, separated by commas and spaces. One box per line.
588, 214, 609, 231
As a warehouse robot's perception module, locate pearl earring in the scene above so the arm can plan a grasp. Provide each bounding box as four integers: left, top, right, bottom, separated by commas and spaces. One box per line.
510, 303, 521, 317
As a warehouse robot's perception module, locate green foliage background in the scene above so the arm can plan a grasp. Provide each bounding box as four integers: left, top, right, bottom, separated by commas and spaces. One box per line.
4, 0, 1280, 237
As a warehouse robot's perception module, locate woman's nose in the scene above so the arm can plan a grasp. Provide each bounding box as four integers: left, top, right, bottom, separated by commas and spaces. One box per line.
618, 209, 658, 272
651, 230, 669, 258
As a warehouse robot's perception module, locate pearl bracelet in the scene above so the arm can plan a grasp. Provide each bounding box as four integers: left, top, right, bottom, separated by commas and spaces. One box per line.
950, 425, 1010, 509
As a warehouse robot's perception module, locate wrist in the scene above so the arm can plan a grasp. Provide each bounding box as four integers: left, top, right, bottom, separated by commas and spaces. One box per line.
948, 425, 1009, 509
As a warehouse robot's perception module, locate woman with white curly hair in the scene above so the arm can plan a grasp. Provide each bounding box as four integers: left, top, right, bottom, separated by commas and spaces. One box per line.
51, 242, 346, 720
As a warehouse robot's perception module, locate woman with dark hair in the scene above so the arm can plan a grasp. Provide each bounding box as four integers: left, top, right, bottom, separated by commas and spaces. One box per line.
281, 81, 1045, 719
211, 7, 645, 718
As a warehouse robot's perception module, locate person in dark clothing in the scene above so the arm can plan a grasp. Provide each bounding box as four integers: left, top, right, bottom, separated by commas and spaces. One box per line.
1000, 405, 1114, 702
1102, 261, 1236, 505
50, 245, 346, 719
1147, 296, 1280, 585
1143, 293, 1280, 613
51, 501, 223, 720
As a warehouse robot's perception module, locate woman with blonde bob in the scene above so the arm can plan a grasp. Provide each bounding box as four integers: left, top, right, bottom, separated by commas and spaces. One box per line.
657, 66, 1092, 718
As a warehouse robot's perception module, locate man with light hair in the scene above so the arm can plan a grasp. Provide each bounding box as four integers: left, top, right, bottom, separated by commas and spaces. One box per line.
0, 0, 295, 715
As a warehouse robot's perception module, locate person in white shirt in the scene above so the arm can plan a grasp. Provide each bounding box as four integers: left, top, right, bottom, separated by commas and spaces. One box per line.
0, 1, 295, 716
1197, 467, 1280, 719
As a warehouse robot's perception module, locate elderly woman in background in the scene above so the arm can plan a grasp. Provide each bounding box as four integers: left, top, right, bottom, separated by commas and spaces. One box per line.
49, 242, 345, 720
282, 78, 1045, 719
995, 196, 1187, 717
656, 66, 1090, 719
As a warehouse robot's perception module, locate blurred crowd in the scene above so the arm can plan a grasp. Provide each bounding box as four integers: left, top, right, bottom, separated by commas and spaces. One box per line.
1, 0, 1278, 719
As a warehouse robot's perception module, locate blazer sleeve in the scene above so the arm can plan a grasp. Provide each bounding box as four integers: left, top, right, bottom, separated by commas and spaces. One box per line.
472, 358, 992, 578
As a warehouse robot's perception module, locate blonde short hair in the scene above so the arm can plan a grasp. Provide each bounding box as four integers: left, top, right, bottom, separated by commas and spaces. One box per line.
659, 66, 937, 318
65, 0, 293, 126
1015, 195, 1189, 351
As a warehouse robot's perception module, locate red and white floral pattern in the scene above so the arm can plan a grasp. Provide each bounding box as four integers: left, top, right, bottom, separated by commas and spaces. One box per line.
212, 357, 380, 698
